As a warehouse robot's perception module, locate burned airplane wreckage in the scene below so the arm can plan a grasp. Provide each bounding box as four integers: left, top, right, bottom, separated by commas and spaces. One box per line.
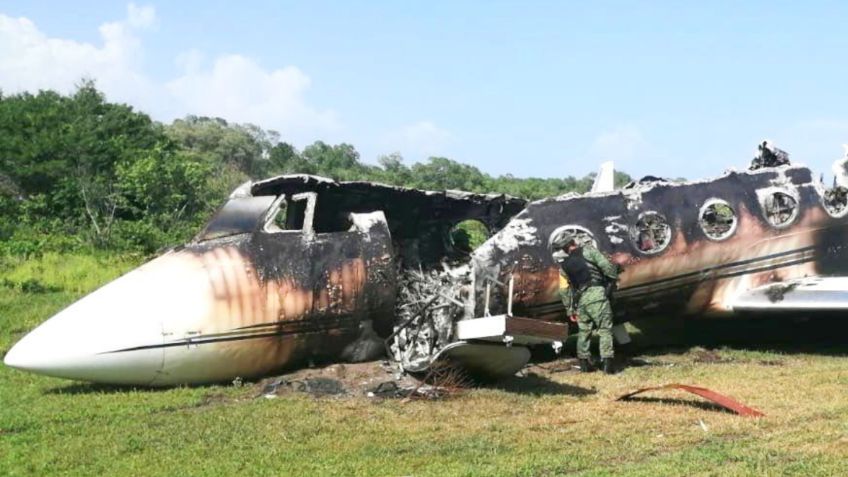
3, 175, 531, 385
6, 143, 848, 386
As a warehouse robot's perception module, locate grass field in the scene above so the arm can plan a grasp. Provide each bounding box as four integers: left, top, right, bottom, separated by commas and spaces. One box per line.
2, 254, 848, 476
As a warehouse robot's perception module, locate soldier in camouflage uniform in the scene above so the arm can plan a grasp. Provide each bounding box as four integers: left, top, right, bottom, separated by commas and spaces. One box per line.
552, 232, 620, 374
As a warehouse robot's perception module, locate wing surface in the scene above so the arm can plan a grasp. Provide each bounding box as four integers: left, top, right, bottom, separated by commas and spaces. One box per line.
731, 276, 848, 312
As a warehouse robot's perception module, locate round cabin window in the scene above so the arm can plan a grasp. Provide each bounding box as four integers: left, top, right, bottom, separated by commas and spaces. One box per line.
761, 191, 798, 227
699, 199, 737, 240
631, 212, 671, 254
823, 186, 848, 218
448, 219, 490, 254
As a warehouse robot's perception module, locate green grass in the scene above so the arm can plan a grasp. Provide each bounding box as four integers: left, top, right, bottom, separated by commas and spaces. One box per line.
2, 253, 848, 476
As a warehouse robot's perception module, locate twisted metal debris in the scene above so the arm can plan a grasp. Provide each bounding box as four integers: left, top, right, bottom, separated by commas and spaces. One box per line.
388, 263, 471, 373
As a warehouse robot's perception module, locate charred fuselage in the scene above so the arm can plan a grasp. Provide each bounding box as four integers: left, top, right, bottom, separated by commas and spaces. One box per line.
4, 175, 524, 385
8, 159, 848, 386
473, 164, 848, 323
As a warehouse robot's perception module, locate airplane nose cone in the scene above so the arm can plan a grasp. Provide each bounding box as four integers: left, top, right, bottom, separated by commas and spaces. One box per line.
4, 251, 211, 385
3, 338, 31, 369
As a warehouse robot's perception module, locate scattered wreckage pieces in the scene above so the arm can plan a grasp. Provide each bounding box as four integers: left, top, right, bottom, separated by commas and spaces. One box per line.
388, 264, 471, 373
262, 377, 347, 398
256, 360, 470, 401
617, 383, 765, 417
391, 360, 474, 401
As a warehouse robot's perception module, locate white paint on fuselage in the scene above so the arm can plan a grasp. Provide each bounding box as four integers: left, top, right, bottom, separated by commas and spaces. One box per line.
4, 250, 215, 385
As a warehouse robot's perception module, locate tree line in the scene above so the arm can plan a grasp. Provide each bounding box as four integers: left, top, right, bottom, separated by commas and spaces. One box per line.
0, 81, 631, 255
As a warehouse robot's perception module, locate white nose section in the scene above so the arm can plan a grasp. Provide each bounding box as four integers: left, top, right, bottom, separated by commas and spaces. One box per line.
4, 251, 211, 386
3, 301, 164, 385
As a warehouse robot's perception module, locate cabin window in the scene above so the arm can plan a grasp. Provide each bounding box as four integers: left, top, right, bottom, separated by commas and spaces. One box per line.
761, 191, 798, 227
549, 225, 597, 250
315, 214, 354, 234
264, 195, 307, 233
271, 198, 289, 230
631, 212, 671, 254
449, 219, 490, 254
823, 186, 848, 217
699, 199, 737, 240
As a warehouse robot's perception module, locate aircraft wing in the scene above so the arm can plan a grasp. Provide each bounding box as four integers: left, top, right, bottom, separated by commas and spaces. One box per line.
731, 276, 848, 312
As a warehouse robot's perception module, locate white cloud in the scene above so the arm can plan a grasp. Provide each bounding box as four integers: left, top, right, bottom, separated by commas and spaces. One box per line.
0, 5, 154, 102
795, 119, 848, 133
587, 125, 649, 165
0, 4, 340, 145
165, 54, 340, 141
578, 125, 676, 178
126, 3, 156, 29
380, 121, 454, 159
779, 119, 848, 179
174, 48, 204, 74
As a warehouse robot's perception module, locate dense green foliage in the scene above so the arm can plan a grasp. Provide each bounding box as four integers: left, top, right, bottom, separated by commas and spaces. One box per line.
0, 83, 631, 255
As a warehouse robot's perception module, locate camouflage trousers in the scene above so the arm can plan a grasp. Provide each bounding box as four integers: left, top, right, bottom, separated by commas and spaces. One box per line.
570, 286, 614, 359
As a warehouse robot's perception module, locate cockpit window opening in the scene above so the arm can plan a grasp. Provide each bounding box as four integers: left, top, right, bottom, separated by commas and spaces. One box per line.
195, 195, 278, 242
631, 212, 671, 254
270, 197, 289, 231
699, 199, 737, 241
264, 192, 313, 233
761, 191, 798, 227
823, 186, 848, 218
448, 219, 490, 255
549, 225, 597, 251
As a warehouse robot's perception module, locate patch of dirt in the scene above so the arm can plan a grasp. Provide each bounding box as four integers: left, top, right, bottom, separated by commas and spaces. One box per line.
525, 359, 580, 374
690, 347, 730, 364
256, 360, 422, 399
526, 356, 677, 374
197, 392, 230, 407
624, 357, 675, 368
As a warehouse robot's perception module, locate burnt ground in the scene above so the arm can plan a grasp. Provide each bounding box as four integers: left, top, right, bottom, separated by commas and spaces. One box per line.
256, 361, 424, 399
250, 352, 733, 402
255, 356, 616, 400
254, 358, 588, 400
253, 314, 848, 402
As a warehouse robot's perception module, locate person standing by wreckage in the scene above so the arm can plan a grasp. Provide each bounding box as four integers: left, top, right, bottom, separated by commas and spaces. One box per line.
552, 232, 619, 374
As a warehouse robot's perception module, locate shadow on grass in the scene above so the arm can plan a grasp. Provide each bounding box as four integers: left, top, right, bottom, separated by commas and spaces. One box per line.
495, 372, 596, 397
619, 396, 735, 415
630, 315, 848, 358
44, 382, 164, 395
544, 314, 848, 363
43, 381, 223, 395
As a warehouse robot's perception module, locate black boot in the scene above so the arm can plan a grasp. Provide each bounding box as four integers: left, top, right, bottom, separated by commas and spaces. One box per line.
602, 358, 615, 375
579, 359, 594, 373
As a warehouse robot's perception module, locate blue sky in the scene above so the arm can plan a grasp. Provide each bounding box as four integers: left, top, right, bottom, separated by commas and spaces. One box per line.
2, 1, 848, 181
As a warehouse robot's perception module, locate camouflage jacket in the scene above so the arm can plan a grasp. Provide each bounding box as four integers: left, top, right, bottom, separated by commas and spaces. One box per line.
557, 245, 618, 315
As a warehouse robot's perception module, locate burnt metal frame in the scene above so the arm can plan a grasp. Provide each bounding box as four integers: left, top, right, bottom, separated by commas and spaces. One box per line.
260, 192, 317, 236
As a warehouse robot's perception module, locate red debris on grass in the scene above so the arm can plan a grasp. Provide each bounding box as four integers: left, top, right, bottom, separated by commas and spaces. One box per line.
617, 383, 765, 417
